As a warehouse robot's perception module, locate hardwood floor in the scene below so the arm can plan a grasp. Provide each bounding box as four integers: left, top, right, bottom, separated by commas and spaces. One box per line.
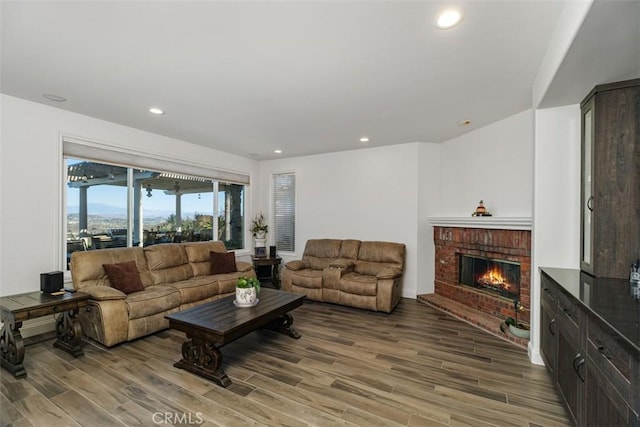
1, 299, 570, 427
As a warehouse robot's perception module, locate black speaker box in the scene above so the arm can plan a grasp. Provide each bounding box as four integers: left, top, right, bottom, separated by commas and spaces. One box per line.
41, 271, 63, 293
269, 246, 277, 258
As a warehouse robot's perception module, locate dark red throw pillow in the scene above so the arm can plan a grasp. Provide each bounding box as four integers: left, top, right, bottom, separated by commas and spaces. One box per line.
210, 251, 237, 274
102, 261, 145, 294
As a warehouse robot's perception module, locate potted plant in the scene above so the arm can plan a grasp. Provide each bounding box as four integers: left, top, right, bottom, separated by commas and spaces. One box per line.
505, 300, 530, 339
250, 212, 268, 239
235, 276, 261, 306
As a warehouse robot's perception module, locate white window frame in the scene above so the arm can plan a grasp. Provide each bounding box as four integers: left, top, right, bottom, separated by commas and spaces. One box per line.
271, 171, 297, 254
59, 134, 252, 276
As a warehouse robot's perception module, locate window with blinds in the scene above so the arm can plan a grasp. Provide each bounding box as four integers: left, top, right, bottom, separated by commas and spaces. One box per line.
273, 173, 296, 252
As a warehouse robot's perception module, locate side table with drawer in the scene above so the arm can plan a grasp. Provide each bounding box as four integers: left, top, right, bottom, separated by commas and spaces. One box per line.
0, 290, 90, 378
251, 255, 282, 289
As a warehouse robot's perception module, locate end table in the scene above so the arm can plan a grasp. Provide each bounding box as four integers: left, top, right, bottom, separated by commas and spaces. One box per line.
0, 290, 89, 378
251, 255, 282, 289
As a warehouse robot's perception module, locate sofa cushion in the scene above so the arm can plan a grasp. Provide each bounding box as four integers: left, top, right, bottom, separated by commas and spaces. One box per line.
339, 239, 361, 260
288, 269, 324, 289
340, 272, 377, 296
302, 239, 342, 270
102, 261, 145, 294
144, 243, 193, 284
354, 241, 405, 276
183, 241, 228, 277
125, 285, 181, 320
210, 251, 237, 274
166, 276, 220, 305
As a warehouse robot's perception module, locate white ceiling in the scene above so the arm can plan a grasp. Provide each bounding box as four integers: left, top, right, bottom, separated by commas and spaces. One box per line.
1, 1, 636, 160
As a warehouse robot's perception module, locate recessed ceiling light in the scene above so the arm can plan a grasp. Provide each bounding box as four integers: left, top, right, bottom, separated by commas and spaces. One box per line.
149, 107, 164, 115
436, 8, 463, 29
360, 137, 370, 143
43, 94, 67, 102
274, 149, 283, 154
456, 119, 472, 126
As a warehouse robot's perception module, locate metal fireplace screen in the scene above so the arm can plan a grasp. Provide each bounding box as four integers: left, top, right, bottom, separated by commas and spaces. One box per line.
458, 255, 520, 300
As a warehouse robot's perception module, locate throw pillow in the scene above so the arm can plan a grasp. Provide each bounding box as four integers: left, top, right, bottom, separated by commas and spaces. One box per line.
102, 261, 145, 294
210, 251, 237, 274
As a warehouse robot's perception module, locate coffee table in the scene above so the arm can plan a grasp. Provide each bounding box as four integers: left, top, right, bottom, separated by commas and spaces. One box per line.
165, 288, 304, 387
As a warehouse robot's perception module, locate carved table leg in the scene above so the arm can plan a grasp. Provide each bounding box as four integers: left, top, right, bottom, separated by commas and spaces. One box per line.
264, 313, 301, 339
174, 336, 231, 388
53, 308, 85, 357
0, 318, 26, 378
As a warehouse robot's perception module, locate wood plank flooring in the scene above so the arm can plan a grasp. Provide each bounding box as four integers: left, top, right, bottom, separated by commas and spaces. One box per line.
1, 299, 570, 427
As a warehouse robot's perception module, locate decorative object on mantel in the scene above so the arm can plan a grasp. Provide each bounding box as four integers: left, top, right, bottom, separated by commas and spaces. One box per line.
505, 299, 530, 339
471, 200, 492, 217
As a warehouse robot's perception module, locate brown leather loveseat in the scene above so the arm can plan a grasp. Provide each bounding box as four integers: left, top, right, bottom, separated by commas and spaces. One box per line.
282, 239, 406, 313
70, 241, 255, 347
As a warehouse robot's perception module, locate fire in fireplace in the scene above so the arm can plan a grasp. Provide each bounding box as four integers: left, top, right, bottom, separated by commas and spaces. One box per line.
459, 255, 521, 300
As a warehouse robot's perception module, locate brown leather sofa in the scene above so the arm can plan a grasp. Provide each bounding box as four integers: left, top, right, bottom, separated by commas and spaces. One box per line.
282, 239, 406, 313
70, 241, 255, 347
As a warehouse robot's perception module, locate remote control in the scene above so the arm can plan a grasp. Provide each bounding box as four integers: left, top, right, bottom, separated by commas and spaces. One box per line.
64, 288, 77, 293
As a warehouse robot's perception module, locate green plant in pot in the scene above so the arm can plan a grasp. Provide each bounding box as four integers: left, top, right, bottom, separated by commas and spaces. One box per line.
250, 212, 268, 239
506, 300, 530, 339
235, 276, 261, 307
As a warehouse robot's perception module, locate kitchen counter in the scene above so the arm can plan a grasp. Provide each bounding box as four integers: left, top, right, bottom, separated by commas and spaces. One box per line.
540, 267, 639, 352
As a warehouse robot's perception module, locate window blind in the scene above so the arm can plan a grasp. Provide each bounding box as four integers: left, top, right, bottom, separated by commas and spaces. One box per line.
273, 173, 296, 252
63, 137, 250, 185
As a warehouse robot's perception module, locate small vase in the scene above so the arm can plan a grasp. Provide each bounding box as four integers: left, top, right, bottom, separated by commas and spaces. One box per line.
255, 231, 266, 240
236, 287, 257, 305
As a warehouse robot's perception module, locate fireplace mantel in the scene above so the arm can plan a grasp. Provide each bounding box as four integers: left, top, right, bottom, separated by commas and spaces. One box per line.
428, 216, 532, 230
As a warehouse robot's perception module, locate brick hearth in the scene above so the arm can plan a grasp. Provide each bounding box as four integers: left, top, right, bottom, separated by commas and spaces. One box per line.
421, 226, 532, 345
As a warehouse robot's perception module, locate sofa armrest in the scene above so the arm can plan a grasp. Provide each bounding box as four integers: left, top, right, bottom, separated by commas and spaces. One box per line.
285, 260, 309, 271
376, 268, 403, 280
83, 286, 127, 301
79, 298, 129, 347
236, 261, 253, 273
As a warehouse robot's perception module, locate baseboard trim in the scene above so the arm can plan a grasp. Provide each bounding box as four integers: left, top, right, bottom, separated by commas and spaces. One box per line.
528, 342, 545, 366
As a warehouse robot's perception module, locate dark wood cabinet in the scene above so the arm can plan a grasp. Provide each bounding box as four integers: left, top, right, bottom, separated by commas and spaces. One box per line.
540, 279, 557, 380
540, 268, 639, 426
585, 356, 638, 427
556, 323, 583, 425
580, 79, 640, 279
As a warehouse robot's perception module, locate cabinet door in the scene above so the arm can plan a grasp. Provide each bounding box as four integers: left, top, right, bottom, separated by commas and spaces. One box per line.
585, 356, 639, 427
580, 97, 595, 275
540, 290, 557, 379
580, 80, 640, 278
557, 321, 584, 425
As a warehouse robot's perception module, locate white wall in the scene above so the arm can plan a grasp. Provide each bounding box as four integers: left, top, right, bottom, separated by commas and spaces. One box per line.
258, 142, 440, 299
417, 143, 441, 294
529, 103, 581, 364
0, 94, 259, 299
439, 109, 535, 217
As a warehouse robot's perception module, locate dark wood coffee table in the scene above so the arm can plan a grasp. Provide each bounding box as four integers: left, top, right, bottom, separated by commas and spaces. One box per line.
165, 288, 304, 387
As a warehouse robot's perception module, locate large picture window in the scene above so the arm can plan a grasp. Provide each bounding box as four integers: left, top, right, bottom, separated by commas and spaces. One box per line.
273, 173, 296, 252
65, 157, 245, 269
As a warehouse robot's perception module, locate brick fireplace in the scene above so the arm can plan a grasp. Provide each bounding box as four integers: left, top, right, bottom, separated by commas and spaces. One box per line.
420, 219, 531, 346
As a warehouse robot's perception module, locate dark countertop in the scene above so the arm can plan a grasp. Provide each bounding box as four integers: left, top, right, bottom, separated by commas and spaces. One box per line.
540, 267, 639, 353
